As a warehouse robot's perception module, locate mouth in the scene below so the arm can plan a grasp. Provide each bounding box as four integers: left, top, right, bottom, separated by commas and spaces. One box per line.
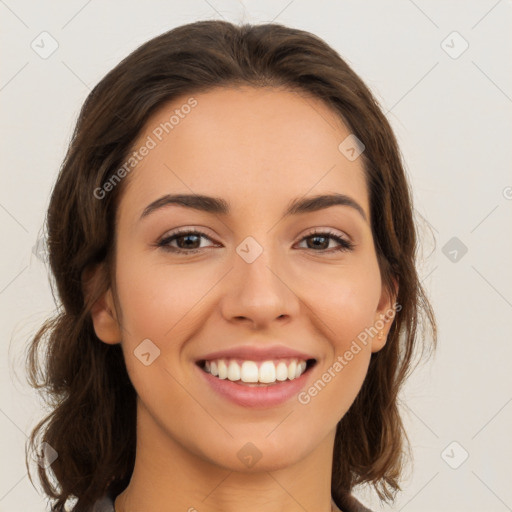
196, 357, 317, 386
194, 345, 318, 407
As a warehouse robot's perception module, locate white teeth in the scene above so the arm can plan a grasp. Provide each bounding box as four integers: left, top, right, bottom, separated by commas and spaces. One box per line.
240, 361, 259, 383
288, 361, 297, 380
276, 362, 288, 381
227, 360, 241, 381
259, 361, 276, 383
218, 360, 228, 379
202, 358, 311, 384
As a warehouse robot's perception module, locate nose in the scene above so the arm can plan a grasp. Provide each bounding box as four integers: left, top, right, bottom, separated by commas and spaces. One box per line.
219, 241, 300, 329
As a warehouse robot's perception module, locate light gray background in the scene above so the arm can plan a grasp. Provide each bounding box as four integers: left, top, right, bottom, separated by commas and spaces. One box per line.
1, 1, 511, 511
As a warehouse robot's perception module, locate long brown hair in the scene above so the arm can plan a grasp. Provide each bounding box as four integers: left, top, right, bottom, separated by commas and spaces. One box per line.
25, 20, 437, 511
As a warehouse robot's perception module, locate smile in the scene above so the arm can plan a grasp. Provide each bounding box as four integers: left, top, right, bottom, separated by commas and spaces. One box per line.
199, 358, 314, 385
196, 356, 317, 408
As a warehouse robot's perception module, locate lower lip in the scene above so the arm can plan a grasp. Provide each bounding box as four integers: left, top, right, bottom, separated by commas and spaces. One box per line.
196, 364, 313, 408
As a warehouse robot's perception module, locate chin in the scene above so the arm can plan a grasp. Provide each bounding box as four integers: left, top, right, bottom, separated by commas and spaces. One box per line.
197, 432, 319, 474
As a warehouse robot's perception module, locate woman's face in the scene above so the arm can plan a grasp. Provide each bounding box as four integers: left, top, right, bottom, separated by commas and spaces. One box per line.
96, 86, 395, 472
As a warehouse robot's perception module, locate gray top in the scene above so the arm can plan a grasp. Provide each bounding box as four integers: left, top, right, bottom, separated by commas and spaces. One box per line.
90, 495, 115, 512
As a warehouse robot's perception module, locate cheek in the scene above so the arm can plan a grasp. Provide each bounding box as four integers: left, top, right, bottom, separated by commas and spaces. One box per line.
292, 255, 383, 346
291, 257, 381, 409
114, 252, 218, 340
113, 255, 206, 420
113, 252, 226, 394
294, 269, 380, 422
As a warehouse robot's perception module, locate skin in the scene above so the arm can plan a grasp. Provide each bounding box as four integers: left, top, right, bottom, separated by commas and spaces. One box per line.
91, 86, 396, 512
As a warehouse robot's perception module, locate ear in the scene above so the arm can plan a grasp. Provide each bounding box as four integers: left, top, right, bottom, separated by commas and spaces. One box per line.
83, 264, 122, 345
90, 288, 122, 344
371, 276, 399, 353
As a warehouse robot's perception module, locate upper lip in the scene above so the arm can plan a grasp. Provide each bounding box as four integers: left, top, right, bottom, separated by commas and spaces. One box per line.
196, 344, 317, 362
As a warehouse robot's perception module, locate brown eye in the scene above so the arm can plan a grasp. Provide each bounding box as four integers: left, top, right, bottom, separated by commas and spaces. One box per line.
157, 229, 218, 254
173, 233, 202, 250
306, 234, 330, 250
298, 230, 354, 253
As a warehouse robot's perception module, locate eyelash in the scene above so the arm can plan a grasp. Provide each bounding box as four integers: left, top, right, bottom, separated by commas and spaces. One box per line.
156, 228, 355, 255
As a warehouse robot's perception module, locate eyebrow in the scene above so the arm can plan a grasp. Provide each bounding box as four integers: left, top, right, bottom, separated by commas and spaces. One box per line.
139, 192, 368, 222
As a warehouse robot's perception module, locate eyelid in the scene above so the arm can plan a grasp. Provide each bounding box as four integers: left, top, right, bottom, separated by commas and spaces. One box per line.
158, 226, 352, 242
158, 226, 216, 241
300, 227, 352, 242
157, 227, 218, 247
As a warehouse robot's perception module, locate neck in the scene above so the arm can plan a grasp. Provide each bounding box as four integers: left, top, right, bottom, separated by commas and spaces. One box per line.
115, 401, 339, 512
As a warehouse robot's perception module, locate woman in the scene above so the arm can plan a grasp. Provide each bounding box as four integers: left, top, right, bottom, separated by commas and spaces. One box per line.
26, 20, 436, 512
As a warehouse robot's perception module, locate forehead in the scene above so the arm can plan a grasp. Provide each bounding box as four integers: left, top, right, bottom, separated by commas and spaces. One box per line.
119, 86, 369, 222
